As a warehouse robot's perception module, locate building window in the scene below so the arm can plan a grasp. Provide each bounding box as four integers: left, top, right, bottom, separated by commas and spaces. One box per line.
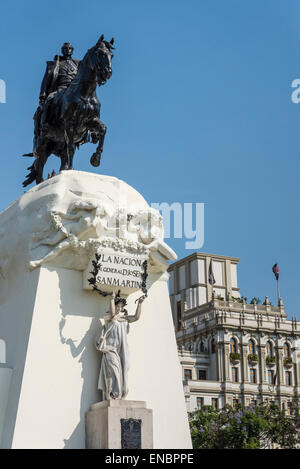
198, 369, 207, 380
267, 369, 274, 385
211, 339, 216, 354
211, 398, 218, 409
232, 367, 238, 383
184, 369, 192, 381
230, 338, 238, 354
248, 339, 255, 355
197, 397, 204, 410
250, 368, 256, 384
200, 341, 205, 353
250, 400, 257, 407
266, 341, 273, 358
177, 301, 182, 331
233, 399, 240, 408
285, 371, 292, 386
283, 343, 290, 359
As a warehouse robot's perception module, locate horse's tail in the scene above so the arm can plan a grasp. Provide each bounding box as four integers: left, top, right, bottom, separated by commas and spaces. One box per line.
22, 162, 37, 188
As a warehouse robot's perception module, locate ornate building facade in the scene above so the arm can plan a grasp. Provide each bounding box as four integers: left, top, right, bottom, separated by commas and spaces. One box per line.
168, 252, 300, 413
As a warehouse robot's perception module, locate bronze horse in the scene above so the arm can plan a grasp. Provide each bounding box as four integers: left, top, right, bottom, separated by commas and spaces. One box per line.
23, 35, 114, 187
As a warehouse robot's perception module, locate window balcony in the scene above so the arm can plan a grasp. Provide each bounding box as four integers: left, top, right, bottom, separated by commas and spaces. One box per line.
266, 356, 276, 367
284, 357, 293, 369
230, 352, 241, 364
188, 379, 222, 392
248, 354, 258, 365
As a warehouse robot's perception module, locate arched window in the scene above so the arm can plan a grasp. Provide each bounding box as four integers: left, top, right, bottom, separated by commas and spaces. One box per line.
211, 339, 216, 354
200, 341, 205, 353
0, 339, 6, 364
248, 339, 255, 355
266, 341, 273, 357
283, 343, 290, 359
230, 338, 238, 354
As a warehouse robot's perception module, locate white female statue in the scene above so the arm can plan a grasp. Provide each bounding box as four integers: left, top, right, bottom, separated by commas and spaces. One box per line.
95, 290, 146, 400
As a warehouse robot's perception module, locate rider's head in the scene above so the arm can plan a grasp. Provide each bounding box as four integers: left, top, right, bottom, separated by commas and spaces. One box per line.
61, 42, 74, 59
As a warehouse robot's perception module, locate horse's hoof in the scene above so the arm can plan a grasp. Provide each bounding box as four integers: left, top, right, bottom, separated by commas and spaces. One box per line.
90, 153, 101, 167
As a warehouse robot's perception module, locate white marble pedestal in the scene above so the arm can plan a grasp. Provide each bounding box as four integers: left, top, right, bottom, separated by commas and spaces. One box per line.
86, 400, 153, 449
0, 171, 192, 449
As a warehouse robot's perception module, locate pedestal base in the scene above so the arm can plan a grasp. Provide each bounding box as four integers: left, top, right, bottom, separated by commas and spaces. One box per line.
85, 400, 153, 449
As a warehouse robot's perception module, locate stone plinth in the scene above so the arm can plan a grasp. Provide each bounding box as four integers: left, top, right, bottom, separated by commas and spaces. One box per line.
86, 400, 153, 449
0, 171, 192, 449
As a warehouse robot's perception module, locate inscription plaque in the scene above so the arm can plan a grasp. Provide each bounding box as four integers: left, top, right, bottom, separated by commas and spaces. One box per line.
84, 249, 148, 295
121, 418, 142, 449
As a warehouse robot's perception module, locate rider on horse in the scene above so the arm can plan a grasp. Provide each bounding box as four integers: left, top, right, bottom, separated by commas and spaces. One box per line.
33, 42, 80, 155
23, 35, 114, 188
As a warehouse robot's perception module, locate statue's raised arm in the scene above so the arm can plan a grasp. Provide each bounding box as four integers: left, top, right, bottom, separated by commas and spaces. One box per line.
126, 295, 146, 323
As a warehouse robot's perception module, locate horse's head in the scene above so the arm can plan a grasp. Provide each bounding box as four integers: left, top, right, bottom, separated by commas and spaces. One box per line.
88, 34, 114, 86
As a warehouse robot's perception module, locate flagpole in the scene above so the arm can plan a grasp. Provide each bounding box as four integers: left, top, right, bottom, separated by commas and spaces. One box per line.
277, 278, 280, 305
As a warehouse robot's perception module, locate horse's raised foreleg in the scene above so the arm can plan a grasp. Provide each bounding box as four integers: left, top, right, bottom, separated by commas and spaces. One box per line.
89, 118, 107, 167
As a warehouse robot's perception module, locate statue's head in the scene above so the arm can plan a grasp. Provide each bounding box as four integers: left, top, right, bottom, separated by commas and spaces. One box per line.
114, 290, 127, 312
61, 42, 74, 59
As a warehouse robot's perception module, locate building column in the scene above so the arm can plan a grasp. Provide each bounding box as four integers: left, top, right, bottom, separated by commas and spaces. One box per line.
276, 346, 284, 386
181, 289, 187, 313
225, 259, 232, 299
258, 344, 266, 385
216, 342, 222, 382
185, 260, 190, 291
223, 343, 230, 382
174, 266, 179, 294
293, 346, 300, 387
294, 347, 300, 406
241, 344, 249, 383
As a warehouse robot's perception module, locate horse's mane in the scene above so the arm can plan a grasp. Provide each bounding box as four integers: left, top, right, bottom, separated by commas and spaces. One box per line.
78, 47, 98, 73
80, 43, 110, 73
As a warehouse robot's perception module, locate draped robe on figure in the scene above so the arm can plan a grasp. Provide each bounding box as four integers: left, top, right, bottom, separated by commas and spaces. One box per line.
96, 313, 130, 400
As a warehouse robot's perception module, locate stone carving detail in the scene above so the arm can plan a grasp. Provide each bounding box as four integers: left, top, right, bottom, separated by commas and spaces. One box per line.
29, 199, 175, 271
0, 172, 176, 299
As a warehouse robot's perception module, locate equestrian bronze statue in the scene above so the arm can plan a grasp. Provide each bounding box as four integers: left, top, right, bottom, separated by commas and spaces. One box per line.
23, 35, 114, 187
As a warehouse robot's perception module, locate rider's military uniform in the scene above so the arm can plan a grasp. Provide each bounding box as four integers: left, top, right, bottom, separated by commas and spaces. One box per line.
39, 55, 80, 101
33, 48, 80, 154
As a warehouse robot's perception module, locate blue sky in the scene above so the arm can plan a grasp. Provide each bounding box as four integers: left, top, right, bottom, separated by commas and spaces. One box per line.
0, 0, 300, 317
